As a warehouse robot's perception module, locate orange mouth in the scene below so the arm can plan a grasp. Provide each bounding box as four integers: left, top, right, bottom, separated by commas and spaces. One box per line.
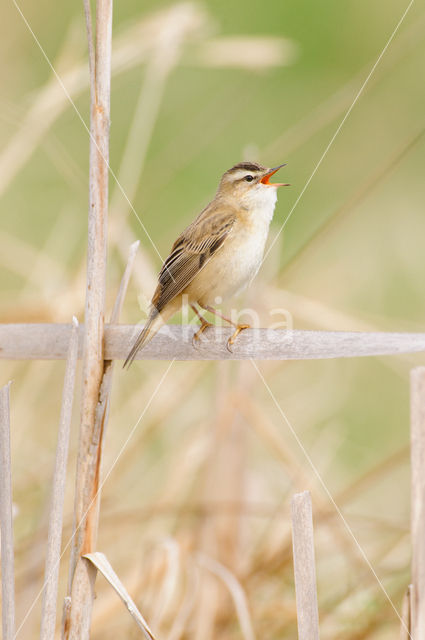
260, 163, 289, 187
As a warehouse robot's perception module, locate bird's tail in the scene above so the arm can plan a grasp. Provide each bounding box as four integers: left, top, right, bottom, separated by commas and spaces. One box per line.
124, 307, 164, 368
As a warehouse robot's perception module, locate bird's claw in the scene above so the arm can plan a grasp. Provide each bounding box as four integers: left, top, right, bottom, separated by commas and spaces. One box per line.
226, 324, 250, 353
192, 320, 213, 347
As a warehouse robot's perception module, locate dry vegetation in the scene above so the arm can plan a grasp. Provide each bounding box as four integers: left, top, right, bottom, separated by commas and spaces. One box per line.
1, 1, 425, 638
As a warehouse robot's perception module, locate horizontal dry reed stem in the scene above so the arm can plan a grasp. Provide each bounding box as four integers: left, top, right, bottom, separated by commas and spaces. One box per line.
1, 324, 425, 360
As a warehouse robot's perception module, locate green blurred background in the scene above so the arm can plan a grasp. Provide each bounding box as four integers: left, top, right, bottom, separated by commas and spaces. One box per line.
1, 0, 424, 637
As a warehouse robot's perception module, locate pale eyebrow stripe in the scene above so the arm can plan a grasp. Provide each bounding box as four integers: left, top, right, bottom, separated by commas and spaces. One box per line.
231, 170, 257, 181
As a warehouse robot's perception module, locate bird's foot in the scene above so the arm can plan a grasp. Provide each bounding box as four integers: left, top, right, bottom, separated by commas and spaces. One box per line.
226, 324, 250, 353
192, 319, 213, 346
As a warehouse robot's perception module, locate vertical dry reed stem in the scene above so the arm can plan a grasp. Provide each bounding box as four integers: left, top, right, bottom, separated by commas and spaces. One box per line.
291, 491, 320, 640
40, 318, 79, 640
410, 366, 425, 639
400, 584, 412, 640
0, 382, 15, 640
66, 1, 113, 638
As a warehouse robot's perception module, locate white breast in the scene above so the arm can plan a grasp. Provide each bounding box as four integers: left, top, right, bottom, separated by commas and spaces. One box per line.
188, 185, 279, 307
218, 186, 278, 299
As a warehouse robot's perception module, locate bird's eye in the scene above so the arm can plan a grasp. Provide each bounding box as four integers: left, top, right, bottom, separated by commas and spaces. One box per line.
245, 175, 254, 182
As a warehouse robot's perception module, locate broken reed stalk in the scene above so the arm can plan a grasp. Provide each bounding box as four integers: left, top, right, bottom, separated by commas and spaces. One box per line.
66, 1, 113, 638
410, 366, 425, 639
40, 318, 79, 640
0, 382, 15, 640
291, 491, 320, 640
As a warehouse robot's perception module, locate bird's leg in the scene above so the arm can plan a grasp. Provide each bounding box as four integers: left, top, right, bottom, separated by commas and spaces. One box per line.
226, 324, 251, 351
191, 304, 213, 345
203, 305, 250, 352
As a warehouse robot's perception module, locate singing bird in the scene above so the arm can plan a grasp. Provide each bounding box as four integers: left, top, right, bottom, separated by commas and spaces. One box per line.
124, 161, 288, 367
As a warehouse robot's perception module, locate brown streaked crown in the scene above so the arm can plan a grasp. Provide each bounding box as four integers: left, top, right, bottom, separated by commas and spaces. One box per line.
226, 161, 266, 174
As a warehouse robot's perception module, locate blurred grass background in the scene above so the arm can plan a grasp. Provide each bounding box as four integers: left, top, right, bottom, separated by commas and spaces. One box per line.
1, 0, 425, 637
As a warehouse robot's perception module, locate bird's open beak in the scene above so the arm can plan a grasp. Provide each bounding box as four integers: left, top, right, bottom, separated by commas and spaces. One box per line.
260, 163, 290, 187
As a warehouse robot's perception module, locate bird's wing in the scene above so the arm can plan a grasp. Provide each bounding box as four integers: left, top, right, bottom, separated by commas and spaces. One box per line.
152, 207, 236, 312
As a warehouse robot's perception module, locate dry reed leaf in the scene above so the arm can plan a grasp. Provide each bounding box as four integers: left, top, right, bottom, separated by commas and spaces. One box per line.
83, 552, 157, 640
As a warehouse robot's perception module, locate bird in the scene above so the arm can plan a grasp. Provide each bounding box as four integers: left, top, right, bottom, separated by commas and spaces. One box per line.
124, 161, 289, 367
